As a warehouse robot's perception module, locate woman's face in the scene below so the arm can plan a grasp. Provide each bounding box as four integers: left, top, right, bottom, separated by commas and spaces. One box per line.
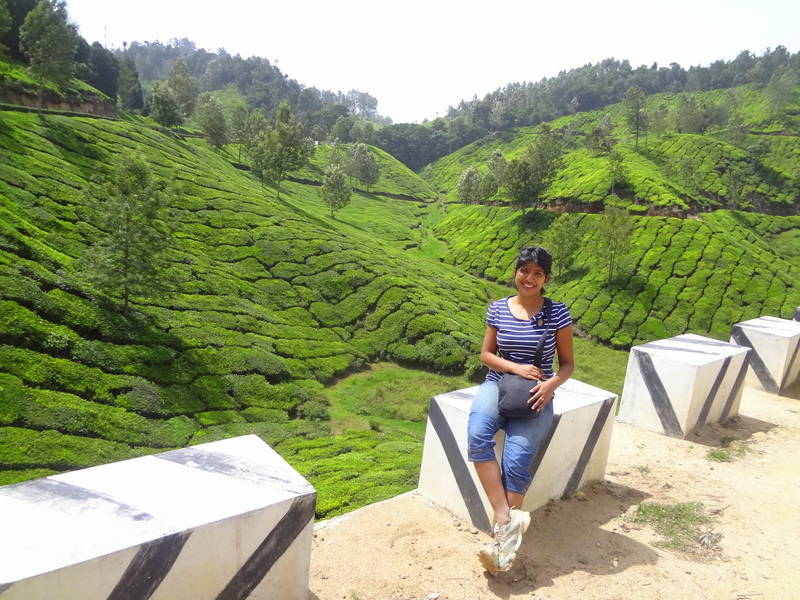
515, 262, 548, 296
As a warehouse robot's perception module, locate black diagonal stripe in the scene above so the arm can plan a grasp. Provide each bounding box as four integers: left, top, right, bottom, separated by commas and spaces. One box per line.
562, 396, 615, 499
721, 353, 750, 421
794, 308, 800, 322
635, 350, 684, 438
427, 398, 492, 533
216, 492, 315, 600
731, 326, 779, 393
0, 583, 13, 594
696, 355, 731, 428
106, 531, 192, 600
526, 413, 561, 483
779, 338, 800, 394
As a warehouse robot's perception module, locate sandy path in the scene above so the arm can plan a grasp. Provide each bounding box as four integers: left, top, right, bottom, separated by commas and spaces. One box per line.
308, 384, 800, 600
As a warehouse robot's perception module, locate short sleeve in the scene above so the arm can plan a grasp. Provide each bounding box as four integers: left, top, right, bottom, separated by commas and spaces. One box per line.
553, 302, 573, 330
486, 301, 499, 328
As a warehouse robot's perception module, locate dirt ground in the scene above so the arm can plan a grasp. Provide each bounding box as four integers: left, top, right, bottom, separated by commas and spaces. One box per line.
308, 383, 800, 600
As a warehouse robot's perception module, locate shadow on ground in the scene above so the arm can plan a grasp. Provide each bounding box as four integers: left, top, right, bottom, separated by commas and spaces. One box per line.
688, 414, 778, 448
484, 480, 655, 596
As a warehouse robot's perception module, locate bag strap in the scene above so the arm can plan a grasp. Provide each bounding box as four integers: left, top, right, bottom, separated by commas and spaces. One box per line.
532, 297, 554, 367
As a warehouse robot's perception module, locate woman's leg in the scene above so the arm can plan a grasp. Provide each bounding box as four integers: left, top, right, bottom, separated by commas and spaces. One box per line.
467, 382, 512, 526
500, 402, 555, 503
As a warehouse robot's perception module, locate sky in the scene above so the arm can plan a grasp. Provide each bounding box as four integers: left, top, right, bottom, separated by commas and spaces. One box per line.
65, 0, 800, 124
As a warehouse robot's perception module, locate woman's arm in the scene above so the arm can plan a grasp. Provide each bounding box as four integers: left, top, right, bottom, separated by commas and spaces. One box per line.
530, 325, 574, 410
480, 326, 544, 380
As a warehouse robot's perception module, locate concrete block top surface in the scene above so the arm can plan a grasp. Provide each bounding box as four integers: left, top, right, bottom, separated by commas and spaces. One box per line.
634, 333, 748, 366
736, 316, 800, 338
0, 435, 314, 584
434, 378, 615, 415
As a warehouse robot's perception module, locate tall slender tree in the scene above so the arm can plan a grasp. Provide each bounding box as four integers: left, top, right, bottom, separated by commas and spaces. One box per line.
623, 85, 647, 151
195, 93, 228, 149
320, 162, 351, 218
149, 81, 181, 128
118, 57, 143, 110
19, 0, 77, 108
85, 153, 174, 314
167, 57, 196, 119
596, 205, 634, 284
252, 102, 313, 198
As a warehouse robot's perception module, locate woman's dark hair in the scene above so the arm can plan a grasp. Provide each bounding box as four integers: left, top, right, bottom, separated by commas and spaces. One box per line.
515, 246, 553, 276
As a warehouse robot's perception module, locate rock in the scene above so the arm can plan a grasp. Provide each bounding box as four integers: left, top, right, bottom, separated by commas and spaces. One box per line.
427, 594, 441, 600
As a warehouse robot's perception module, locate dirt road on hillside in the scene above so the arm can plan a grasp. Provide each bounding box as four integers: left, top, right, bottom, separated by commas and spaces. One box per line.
309, 384, 800, 600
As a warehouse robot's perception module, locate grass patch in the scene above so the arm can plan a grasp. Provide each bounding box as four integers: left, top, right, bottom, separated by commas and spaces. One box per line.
633, 464, 651, 473
633, 501, 709, 552
706, 437, 750, 462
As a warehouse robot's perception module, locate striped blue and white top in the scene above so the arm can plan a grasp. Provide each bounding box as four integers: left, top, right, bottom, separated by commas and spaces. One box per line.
485, 296, 573, 383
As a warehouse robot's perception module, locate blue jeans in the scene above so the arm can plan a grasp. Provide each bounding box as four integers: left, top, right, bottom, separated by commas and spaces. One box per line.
467, 381, 554, 495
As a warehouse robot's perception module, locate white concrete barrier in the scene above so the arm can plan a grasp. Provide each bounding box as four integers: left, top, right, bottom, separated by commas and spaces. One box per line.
617, 334, 750, 438
731, 316, 800, 395
0, 435, 315, 600
417, 379, 616, 533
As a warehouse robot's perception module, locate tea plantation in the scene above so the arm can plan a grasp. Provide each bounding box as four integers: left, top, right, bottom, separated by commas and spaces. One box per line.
2, 76, 798, 520
427, 85, 800, 213
0, 107, 494, 517
434, 205, 800, 347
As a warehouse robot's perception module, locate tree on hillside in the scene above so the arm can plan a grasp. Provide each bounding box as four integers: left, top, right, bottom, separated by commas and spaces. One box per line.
167, 57, 196, 119
195, 93, 228, 149
250, 102, 313, 198
85, 153, 174, 314
479, 169, 498, 200
608, 147, 625, 194
320, 162, 351, 218
596, 205, 634, 284
766, 68, 797, 124
118, 57, 143, 110
149, 81, 181, 128
543, 214, 581, 277
623, 85, 647, 151
585, 113, 615, 154
347, 142, 379, 189
0, 1, 11, 56
19, 0, 78, 108
504, 158, 535, 211
525, 125, 564, 209
456, 166, 482, 204
488, 149, 507, 186
85, 41, 119, 100
229, 105, 248, 162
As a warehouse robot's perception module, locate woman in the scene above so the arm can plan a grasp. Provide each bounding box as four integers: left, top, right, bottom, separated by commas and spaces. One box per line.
467, 246, 574, 575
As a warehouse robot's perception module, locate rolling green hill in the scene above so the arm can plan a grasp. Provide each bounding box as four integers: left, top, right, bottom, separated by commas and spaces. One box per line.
0, 105, 489, 517
434, 205, 800, 347
427, 85, 800, 214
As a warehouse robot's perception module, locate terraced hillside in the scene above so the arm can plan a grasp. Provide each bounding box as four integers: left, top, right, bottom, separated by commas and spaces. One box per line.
0, 108, 493, 517
428, 85, 800, 214
435, 205, 800, 346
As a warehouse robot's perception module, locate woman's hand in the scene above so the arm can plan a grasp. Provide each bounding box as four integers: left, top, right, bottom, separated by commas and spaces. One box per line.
528, 378, 558, 412
512, 363, 545, 380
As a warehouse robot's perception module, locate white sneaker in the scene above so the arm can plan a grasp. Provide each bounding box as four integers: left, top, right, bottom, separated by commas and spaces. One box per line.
477, 542, 507, 576
494, 509, 531, 569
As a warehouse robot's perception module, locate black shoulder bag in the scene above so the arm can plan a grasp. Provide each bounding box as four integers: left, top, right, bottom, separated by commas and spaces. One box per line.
497, 298, 554, 419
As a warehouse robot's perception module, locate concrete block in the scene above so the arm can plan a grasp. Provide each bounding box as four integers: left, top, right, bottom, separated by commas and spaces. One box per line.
731, 316, 800, 395
0, 435, 315, 600
417, 379, 616, 533
617, 334, 750, 438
